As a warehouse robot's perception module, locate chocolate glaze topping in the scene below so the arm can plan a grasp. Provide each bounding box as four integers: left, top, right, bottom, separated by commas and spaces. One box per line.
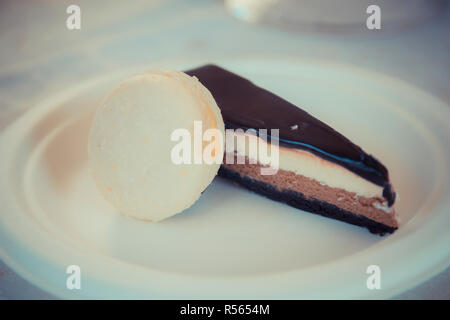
186, 64, 395, 204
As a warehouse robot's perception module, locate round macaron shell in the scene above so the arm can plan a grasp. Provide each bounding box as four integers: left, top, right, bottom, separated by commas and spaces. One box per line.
88, 70, 225, 221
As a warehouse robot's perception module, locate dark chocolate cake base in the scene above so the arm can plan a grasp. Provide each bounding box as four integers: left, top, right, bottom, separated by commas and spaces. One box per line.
219, 167, 397, 236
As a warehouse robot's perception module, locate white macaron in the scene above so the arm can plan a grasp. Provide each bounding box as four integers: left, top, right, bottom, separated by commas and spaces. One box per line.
88, 69, 225, 221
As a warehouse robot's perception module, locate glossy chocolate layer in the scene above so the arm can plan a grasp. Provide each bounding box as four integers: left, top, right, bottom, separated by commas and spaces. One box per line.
186, 65, 393, 197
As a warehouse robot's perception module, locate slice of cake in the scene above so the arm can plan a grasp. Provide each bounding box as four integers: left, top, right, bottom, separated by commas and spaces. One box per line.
186, 64, 399, 235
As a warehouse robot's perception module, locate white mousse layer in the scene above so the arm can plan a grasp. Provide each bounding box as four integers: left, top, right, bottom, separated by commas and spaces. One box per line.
228, 131, 384, 199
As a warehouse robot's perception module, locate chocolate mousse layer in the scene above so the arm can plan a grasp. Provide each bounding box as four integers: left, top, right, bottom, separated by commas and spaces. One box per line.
220, 156, 398, 235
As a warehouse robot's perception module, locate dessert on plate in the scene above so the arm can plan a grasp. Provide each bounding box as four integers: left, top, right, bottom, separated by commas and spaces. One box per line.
187, 64, 399, 235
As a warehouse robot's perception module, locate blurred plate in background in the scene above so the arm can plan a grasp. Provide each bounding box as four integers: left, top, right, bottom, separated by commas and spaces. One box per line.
225, 0, 447, 32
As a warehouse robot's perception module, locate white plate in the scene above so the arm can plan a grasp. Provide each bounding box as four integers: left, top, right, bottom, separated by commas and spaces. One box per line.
0, 58, 449, 299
